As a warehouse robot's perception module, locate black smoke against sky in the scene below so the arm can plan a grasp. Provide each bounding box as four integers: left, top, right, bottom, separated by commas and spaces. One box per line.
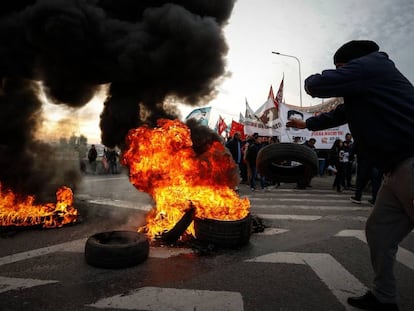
0, 0, 235, 198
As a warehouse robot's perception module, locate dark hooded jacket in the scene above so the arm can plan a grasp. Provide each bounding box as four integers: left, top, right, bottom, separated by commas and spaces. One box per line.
304, 51, 414, 172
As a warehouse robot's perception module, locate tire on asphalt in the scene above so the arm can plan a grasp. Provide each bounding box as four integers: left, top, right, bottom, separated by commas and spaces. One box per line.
194, 214, 252, 248
85, 231, 150, 269
256, 143, 319, 184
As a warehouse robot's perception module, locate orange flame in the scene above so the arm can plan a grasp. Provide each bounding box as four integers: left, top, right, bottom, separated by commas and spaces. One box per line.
0, 183, 79, 228
122, 119, 250, 239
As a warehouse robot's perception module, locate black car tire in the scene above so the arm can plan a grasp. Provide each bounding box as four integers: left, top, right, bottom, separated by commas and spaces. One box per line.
194, 214, 252, 248
256, 143, 319, 183
85, 231, 149, 269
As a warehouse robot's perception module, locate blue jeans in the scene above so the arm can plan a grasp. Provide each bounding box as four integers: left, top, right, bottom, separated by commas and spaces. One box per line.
250, 165, 265, 190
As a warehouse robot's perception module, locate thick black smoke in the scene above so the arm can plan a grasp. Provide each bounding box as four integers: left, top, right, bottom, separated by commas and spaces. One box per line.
0, 0, 235, 198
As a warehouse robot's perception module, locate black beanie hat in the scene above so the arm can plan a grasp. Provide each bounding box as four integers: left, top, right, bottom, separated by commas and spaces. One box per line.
333, 40, 379, 64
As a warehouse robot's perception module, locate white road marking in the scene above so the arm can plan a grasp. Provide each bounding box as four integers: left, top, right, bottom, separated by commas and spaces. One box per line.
335, 230, 366, 241
254, 228, 289, 235
324, 215, 367, 222
87, 287, 244, 311
0, 238, 87, 267
82, 177, 128, 182
336, 230, 414, 270
0, 276, 58, 293
149, 247, 193, 258
256, 214, 322, 221
246, 252, 366, 311
257, 188, 351, 194
249, 193, 352, 198
0, 241, 83, 294
0, 239, 194, 267
251, 204, 367, 211
87, 199, 152, 211
251, 198, 352, 203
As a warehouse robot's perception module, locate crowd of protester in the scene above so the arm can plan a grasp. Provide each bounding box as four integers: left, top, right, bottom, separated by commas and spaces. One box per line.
224, 131, 382, 203
83, 144, 120, 175
225, 132, 281, 192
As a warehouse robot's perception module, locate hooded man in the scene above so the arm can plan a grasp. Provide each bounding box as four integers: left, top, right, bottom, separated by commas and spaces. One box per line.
286, 40, 414, 311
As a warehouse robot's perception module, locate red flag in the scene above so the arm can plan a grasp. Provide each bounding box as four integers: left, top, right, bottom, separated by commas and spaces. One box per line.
229, 120, 245, 140
217, 115, 227, 135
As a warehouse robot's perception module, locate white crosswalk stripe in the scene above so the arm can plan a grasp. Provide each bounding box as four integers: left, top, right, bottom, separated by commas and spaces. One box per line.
255, 228, 289, 235
88, 287, 244, 311
256, 214, 322, 221
246, 252, 367, 311
336, 229, 414, 270
252, 204, 366, 211
0, 276, 58, 293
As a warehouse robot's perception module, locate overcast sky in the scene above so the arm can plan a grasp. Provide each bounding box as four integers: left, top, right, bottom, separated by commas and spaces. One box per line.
44, 0, 414, 143
202, 0, 414, 119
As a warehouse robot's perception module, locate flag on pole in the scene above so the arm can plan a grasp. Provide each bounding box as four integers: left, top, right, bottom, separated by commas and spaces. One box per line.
229, 120, 245, 139
184, 106, 211, 126
245, 98, 257, 120
239, 112, 245, 123
268, 85, 275, 102
217, 115, 227, 135
254, 85, 279, 126
274, 75, 284, 107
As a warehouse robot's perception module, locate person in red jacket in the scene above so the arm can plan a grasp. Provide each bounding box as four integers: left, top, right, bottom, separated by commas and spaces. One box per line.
287, 40, 414, 311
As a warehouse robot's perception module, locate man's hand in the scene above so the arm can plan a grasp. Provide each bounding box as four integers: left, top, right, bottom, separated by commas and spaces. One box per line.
286, 119, 307, 129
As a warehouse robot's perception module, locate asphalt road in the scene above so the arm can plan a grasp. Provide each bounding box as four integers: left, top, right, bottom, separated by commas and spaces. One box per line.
1, 173, 413, 311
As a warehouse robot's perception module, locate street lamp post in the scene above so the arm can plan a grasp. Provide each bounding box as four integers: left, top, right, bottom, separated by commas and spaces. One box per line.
272, 51, 303, 107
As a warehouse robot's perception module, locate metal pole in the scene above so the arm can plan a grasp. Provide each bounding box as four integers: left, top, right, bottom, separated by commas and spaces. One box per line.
272, 51, 303, 107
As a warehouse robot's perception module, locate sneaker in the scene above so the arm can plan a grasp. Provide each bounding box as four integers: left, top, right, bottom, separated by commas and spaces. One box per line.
347, 291, 399, 310
350, 196, 362, 204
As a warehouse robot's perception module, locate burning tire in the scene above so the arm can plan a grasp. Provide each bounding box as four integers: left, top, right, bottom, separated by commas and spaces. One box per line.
194, 214, 252, 248
84, 231, 149, 269
256, 143, 318, 183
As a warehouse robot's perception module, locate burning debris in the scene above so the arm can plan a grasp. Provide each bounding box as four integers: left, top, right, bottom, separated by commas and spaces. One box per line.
161, 203, 196, 244
122, 119, 250, 241
0, 184, 78, 228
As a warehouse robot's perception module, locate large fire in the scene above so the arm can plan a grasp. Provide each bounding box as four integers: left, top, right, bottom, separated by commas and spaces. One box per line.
122, 119, 250, 239
0, 184, 79, 228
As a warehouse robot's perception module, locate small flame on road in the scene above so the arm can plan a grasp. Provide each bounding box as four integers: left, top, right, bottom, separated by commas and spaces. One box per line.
0, 184, 79, 228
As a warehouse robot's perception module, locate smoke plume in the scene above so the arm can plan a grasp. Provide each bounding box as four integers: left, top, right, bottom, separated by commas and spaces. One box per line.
0, 0, 235, 199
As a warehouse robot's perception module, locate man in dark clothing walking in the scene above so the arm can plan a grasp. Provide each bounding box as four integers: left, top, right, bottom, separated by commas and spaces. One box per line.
286, 40, 414, 311
225, 132, 247, 183
88, 144, 98, 174
245, 133, 265, 191
344, 133, 355, 188
350, 141, 383, 205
